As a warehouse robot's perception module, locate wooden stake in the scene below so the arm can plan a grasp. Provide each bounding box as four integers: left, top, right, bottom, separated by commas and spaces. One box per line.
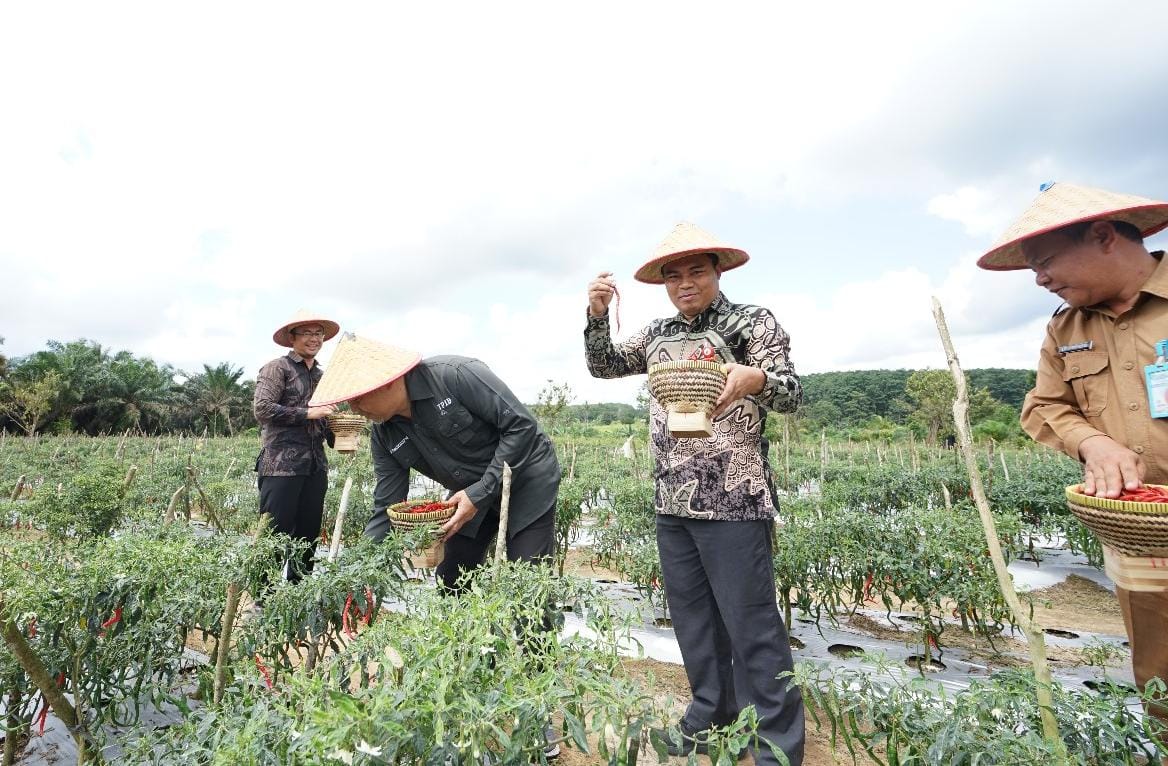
328, 477, 353, 563
494, 463, 512, 565
932, 297, 1065, 758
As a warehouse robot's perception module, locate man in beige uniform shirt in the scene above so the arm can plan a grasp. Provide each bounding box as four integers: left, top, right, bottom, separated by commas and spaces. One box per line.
978, 181, 1168, 719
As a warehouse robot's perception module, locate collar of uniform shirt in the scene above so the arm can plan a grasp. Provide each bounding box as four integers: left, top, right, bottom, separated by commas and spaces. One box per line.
1142, 251, 1168, 301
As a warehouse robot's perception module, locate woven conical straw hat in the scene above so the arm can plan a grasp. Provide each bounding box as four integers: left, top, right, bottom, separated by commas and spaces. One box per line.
634, 222, 750, 284
978, 182, 1168, 271
308, 332, 421, 406
272, 308, 341, 347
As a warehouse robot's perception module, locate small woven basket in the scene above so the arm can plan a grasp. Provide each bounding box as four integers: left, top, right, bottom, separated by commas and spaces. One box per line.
387, 500, 456, 568
1065, 484, 1168, 557
647, 360, 728, 438
327, 413, 367, 454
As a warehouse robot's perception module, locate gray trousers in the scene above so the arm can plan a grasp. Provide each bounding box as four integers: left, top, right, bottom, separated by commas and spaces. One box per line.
656, 514, 805, 766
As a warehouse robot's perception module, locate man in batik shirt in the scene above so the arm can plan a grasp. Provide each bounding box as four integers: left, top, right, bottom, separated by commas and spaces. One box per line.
584, 222, 805, 766
254, 309, 339, 586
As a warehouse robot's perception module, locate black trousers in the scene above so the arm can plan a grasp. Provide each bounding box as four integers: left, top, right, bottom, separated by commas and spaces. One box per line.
437, 502, 556, 590
656, 514, 805, 766
258, 471, 328, 585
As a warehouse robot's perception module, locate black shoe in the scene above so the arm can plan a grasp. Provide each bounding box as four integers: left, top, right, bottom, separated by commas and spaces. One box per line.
649, 722, 747, 759
543, 725, 560, 759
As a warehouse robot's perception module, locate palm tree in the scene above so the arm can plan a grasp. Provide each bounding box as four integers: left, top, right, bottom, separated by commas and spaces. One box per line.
184, 363, 248, 436
77, 352, 176, 434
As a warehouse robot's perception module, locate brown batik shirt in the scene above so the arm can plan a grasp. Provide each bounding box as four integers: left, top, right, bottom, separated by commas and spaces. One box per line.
253, 351, 332, 477
585, 291, 801, 520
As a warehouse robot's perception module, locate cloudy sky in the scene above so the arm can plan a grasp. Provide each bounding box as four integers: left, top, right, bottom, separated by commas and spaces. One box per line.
3, 1, 1167, 405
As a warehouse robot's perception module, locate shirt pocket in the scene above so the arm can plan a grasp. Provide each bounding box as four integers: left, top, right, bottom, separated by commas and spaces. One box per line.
437, 405, 491, 448
1061, 351, 1110, 417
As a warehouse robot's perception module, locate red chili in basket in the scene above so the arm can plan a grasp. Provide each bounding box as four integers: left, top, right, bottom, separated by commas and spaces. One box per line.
1116, 486, 1168, 503
406, 502, 452, 514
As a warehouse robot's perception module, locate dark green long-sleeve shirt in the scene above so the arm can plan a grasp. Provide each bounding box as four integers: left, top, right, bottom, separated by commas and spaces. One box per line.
363, 355, 560, 541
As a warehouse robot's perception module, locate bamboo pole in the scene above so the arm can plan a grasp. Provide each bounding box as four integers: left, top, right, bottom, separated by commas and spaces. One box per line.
328, 477, 353, 563
494, 463, 513, 565
212, 581, 241, 704
10, 476, 24, 502
932, 298, 1065, 758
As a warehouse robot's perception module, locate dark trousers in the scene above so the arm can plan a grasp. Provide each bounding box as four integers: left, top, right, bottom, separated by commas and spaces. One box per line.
258, 471, 328, 585
656, 514, 805, 766
437, 502, 556, 590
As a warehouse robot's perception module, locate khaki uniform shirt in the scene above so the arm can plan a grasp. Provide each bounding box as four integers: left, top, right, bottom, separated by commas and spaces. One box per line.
1021, 251, 1168, 484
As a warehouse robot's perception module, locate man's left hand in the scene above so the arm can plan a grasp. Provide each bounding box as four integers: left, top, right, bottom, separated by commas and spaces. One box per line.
439, 490, 479, 541
713, 363, 766, 418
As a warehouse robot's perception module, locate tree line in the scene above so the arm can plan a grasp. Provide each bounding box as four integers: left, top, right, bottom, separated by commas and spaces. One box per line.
799, 367, 1036, 443
0, 338, 255, 436
0, 337, 1037, 442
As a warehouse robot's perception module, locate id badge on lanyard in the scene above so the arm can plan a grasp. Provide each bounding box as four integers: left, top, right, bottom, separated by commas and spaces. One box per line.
1147, 340, 1168, 419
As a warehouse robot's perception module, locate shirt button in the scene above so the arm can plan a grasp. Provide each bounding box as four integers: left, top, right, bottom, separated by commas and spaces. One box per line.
1129, 402, 1139, 411
1118, 322, 1129, 330
454, 470, 462, 477
1071, 365, 1080, 374
1134, 445, 1146, 454
1124, 361, 1135, 370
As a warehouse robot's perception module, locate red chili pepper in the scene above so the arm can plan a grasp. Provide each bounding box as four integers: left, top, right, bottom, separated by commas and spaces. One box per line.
407, 502, 451, 514
36, 703, 48, 735
363, 586, 375, 625
320, 528, 330, 545
862, 572, 874, 602
1117, 486, 1168, 503
254, 654, 274, 689
27, 615, 37, 638
100, 606, 123, 629
342, 593, 356, 638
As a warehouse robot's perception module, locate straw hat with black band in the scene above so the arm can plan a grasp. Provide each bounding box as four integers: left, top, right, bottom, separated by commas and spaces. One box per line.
308, 333, 421, 407
634, 221, 750, 284
272, 308, 341, 348
977, 182, 1168, 271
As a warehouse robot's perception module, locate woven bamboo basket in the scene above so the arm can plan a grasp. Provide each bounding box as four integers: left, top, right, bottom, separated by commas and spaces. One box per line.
647, 360, 728, 438
1102, 545, 1168, 592
327, 413, 367, 453
387, 500, 456, 568
1065, 484, 1168, 557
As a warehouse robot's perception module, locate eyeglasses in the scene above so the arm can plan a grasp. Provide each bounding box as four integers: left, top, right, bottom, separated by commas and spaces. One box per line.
292, 330, 326, 339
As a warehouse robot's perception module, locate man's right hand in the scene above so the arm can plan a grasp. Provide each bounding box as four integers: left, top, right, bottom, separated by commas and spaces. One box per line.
306, 404, 337, 420
587, 271, 617, 317
1078, 434, 1145, 498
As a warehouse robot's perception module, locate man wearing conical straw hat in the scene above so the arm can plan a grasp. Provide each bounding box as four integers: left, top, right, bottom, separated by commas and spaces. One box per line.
309, 333, 561, 590
585, 222, 805, 764
978, 181, 1168, 722
253, 309, 340, 591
